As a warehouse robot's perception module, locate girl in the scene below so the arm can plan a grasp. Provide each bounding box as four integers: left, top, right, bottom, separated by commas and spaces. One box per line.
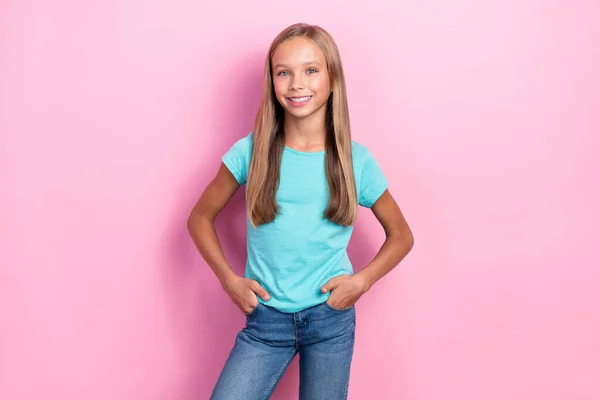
188, 23, 414, 400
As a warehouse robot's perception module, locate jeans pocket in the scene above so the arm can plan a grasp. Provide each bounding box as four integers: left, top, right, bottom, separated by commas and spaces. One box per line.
324, 300, 354, 312
244, 302, 261, 316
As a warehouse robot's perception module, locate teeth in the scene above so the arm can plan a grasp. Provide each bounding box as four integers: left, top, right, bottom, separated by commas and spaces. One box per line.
290, 96, 311, 103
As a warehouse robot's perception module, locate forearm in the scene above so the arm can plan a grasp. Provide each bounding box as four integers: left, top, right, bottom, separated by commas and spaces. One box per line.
187, 214, 237, 286
355, 230, 414, 291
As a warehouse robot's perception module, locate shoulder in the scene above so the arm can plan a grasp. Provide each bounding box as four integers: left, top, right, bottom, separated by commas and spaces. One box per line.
351, 140, 374, 165
232, 131, 254, 149
224, 132, 254, 159
351, 139, 386, 179
351, 139, 389, 207
222, 132, 254, 185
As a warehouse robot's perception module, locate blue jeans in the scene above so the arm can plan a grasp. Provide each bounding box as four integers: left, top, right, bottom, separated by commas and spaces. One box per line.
210, 300, 356, 400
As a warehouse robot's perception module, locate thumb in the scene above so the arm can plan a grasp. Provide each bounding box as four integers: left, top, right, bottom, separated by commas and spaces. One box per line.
321, 277, 340, 293
250, 280, 271, 301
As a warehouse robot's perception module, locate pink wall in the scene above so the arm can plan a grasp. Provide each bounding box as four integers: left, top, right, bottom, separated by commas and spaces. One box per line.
2, 1, 599, 399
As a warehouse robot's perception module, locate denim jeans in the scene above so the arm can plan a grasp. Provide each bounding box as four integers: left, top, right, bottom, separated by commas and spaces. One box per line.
210, 300, 356, 400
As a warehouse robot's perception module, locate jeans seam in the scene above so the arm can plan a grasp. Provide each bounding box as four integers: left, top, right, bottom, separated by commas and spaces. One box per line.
262, 350, 296, 400
343, 330, 356, 399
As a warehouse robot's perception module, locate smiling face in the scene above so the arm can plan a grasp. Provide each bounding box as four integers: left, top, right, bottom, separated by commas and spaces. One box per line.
271, 37, 332, 124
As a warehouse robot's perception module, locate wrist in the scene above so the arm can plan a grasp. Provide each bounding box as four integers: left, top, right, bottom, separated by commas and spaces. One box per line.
354, 271, 374, 293
219, 269, 239, 289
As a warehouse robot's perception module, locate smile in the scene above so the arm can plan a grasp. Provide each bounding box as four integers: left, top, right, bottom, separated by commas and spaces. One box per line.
286, 96, 312, 107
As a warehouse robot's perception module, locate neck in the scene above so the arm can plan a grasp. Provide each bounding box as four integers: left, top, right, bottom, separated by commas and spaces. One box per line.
283, 112, 327, 151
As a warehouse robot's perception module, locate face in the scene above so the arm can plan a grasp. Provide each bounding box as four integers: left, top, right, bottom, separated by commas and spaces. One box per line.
271, 37, 332, 122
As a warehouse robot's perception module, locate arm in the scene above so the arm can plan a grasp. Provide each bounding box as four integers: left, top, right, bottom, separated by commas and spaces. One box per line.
187, 162, 241, 283
321, 189, 414, 307
187, 163, 270, 313
354, 189, 414, 291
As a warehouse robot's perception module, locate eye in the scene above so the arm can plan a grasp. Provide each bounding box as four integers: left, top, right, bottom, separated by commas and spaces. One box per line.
277, 71, 289, 76
307, 68, 317, 74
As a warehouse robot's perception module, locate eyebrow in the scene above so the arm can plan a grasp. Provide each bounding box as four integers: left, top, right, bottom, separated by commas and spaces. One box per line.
273, 61, 322, 69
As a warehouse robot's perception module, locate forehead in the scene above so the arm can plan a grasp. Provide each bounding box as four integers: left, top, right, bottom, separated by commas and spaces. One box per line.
272, 37, 326, 66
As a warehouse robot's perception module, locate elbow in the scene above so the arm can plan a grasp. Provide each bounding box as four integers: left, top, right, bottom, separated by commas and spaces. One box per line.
187, 209, 213, 234
187, 209, 203, 233
186, 213, 195, 232
186, 213, 196, 235
405, 231, 415, 252
388, 227, 414, 252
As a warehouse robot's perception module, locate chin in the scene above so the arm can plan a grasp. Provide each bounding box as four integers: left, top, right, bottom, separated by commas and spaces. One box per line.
286, 108, 314, 117
288, 111, 320, 121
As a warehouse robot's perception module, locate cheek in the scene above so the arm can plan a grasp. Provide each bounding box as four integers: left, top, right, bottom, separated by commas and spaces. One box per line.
272, 78, 287, 97
311, 76, 329, 93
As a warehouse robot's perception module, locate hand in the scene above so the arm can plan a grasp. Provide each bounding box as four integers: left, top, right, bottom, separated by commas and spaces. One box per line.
321, 274, 369, 309
222, 273, 270, 314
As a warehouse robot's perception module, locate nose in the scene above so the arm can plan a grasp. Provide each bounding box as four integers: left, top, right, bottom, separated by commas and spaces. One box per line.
289, 74, 306, 91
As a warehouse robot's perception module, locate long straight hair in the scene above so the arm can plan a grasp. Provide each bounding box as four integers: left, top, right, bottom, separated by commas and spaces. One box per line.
246, 23, 357, 227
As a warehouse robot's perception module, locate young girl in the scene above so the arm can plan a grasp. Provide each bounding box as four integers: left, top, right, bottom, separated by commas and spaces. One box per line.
188, 23, 414, 400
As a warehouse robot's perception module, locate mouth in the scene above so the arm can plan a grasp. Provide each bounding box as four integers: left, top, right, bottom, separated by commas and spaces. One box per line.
286, 96, 312, 107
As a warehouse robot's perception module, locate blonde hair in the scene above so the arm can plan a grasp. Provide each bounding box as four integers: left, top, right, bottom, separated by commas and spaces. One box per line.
246, 23, 357, 227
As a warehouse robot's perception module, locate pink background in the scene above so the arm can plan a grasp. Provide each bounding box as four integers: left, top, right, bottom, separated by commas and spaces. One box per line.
2, 1, 599, 399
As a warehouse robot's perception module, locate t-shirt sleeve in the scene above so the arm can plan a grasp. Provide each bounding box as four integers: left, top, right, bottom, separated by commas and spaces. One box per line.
221, 133, 252, 185
358, 148, 388, 208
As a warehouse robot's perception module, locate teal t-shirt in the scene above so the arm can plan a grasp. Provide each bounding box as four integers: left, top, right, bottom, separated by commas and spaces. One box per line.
222, 132, 388, 313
